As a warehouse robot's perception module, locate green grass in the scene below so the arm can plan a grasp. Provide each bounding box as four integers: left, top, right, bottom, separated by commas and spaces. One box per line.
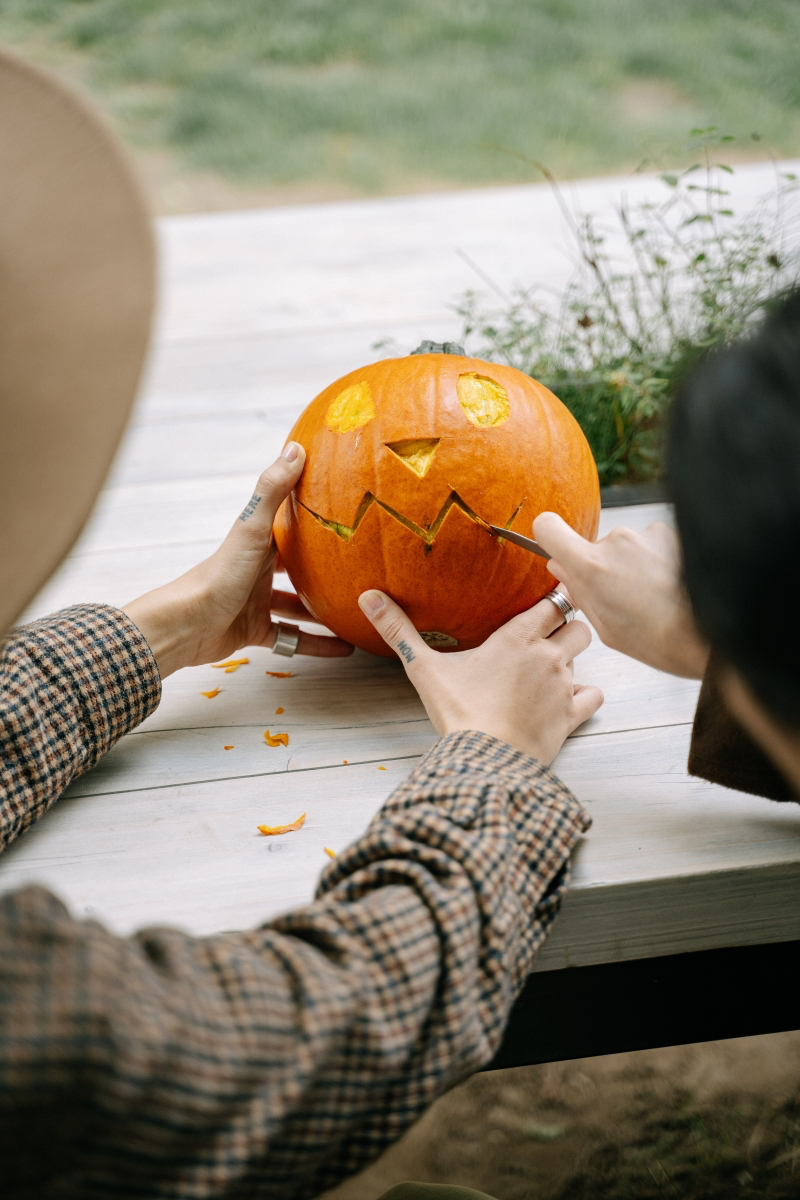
1, 0, 800, 194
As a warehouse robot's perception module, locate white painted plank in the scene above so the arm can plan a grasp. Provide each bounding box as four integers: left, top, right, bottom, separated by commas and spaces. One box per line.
64, 718, 434, 799
48, 633, 698, 796
154, 164, 798, 345
133, 638, 695, 743
3, 724, 798, 963
70, 474, 255, 556
21, 542, 220, 623
18, 571, 701, 791
106, 412, 293, 488
598, 501, 673, 536
535, 724, 800, 968
556, 724, 800, 883
138, 318, 460, 421
0, 758, 415, 935
535, 862, 800, 972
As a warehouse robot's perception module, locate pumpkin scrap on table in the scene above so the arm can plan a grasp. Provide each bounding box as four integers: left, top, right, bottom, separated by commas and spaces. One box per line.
264, 730, 289, 747
275, 706, 284, 714
257, 812, 305, 836
266, 670, 293, 678
378, 765, 386, 771
212, 657, 249, 673
324, 847, 336, 859
223, 745, 234, 750
200, 688, 220, 699
273, 346, 599, 658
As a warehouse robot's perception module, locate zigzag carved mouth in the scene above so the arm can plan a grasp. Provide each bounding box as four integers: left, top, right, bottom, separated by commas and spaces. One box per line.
297, 491, 525, 549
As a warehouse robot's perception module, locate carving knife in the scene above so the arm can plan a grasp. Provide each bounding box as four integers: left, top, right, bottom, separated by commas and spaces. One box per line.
488, 524, 551, 560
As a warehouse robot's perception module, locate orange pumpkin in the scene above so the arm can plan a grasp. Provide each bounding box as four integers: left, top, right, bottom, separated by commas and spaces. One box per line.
273, 347, 599, 657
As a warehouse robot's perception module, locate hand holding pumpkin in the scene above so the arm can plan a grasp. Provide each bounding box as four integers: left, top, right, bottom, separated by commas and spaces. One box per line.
123, 445, 354, 678
273, 350, 600, 656
359, 587, 604, 764
533, 513, 709, 679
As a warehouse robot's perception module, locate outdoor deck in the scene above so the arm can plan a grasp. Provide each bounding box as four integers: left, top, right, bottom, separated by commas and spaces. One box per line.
3, 169, 800, 1000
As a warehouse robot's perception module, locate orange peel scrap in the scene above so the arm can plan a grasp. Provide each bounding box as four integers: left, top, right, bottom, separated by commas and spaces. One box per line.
258, 812, 306, 836
266, 670, 293, 678
264, 730, 289, 747
200, 688, 221, 698
211, 657, 250, 673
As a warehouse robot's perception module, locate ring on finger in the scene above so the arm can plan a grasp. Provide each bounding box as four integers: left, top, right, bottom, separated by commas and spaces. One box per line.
544, 589, 576, 624
273, 621, 300, 657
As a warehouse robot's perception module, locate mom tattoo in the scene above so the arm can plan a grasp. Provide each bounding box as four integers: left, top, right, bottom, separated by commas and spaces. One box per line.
396, 640, 415, 665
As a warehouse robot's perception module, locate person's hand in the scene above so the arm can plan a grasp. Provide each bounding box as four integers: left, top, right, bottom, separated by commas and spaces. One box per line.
123, 443, 353, 677
533, 512, 709, 679
358, 589, 603, 764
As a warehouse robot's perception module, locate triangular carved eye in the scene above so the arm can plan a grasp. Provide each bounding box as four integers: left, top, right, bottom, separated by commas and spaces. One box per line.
385, 438, 440, 478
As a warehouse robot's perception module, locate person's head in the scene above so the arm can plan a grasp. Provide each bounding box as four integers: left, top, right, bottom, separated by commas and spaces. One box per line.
669, 288, 800, 786
0, 47, 153, 636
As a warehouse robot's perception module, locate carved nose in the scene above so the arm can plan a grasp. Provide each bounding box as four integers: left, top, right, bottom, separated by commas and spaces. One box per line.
385, 438, 439, 478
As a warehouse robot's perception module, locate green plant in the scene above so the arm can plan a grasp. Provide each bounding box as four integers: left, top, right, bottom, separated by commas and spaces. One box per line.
458, 131, 800, 486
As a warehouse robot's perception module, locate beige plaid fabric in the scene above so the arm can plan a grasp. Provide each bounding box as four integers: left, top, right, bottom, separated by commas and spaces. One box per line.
0, 605, 589, 1198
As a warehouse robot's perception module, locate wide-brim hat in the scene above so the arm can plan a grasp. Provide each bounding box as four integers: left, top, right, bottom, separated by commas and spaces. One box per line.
0, 46, 154, 633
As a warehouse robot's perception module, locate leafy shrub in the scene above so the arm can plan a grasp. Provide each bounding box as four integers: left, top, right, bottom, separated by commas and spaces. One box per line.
458, 131, 800, 486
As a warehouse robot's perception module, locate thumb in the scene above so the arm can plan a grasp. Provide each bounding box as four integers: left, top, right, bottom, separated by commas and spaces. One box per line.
533, 512, 593, 584
358, 591, 430, 673
225, 442, 306, 554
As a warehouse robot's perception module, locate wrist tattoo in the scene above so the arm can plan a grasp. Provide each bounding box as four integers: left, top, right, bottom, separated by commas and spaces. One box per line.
239, 493, 262, 522
396, 639, 415, 664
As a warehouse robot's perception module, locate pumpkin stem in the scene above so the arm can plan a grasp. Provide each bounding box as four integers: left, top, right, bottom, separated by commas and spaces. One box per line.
410, 340, 466, 356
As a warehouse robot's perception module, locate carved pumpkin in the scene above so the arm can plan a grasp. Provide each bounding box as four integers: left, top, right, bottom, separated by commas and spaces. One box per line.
273, 347, 599, 657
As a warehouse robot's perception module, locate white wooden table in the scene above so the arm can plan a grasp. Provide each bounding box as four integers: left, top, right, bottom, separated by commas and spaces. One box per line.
3, 170, 800, 1060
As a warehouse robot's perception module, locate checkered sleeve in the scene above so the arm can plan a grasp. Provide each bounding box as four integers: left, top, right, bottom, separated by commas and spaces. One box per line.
0, 730, 589, 1199
0, 604, 161, 851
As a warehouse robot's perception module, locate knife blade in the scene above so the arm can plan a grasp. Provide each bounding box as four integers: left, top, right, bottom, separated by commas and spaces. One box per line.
488, 524, 551, 560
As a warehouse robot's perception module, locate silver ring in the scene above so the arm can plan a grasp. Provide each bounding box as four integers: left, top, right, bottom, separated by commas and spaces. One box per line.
544, 590, 575, 624
272, 621, 300, 657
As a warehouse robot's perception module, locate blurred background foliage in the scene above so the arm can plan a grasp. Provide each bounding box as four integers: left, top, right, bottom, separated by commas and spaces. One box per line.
3, 1, 799, 479
459, 139, 800, 484
1, 0, 800, 200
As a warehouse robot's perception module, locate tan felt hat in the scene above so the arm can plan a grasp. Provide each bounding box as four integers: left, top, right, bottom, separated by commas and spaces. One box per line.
0, 46, 155, 634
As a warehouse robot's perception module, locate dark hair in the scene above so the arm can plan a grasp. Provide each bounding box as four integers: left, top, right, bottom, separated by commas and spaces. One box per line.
668, 289, 800, 728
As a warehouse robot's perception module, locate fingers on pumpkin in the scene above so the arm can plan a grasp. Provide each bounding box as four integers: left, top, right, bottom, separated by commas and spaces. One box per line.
230, 449, 307, 545
255, 445, 305, 516
270, 588, 315, 622
277, 625, 354, 657
301, 631, 354, 657
358, 590, 428, 668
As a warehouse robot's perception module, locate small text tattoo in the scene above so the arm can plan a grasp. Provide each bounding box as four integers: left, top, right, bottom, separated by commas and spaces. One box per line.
396, 640, 415, 665
239, 493, 262, 522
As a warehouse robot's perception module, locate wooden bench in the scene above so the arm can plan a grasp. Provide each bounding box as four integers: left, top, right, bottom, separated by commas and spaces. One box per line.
4, 181, 799, 1064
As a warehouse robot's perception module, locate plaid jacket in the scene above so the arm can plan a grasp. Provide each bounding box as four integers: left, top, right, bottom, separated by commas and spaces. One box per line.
0, 605, 590, 1200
